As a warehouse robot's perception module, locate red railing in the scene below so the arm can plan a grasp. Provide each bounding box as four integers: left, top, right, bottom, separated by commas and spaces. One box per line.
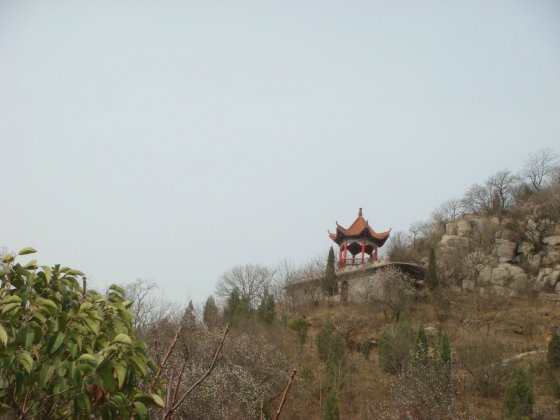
338, 257, 372, 269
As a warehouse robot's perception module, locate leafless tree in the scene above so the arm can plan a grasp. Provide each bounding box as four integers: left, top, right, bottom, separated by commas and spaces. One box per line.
462, 183, 493, 215
124, 278, 180, 331
386, 232, 413, 262
370, 266, 415, 321
409, 221, 429, 244
215, 264, 275, 308
435, 199, 464, 223
522, 147, 560, 191
485, 169, 518, 212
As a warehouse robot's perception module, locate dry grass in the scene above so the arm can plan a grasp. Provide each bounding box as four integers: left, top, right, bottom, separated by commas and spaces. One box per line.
282, 290, 560, 419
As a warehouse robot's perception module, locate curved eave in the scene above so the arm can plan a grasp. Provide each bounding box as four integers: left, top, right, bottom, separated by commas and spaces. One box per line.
328, 228, 391, 247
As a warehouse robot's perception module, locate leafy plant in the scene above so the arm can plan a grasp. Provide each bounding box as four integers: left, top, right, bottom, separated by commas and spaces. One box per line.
0, 248, 163, 418
548, 332, 560, 369
502, 367, 534, 420
424, 248, 438, 291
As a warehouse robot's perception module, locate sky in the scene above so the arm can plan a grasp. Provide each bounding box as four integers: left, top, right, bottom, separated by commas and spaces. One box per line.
1, 0, 559, 305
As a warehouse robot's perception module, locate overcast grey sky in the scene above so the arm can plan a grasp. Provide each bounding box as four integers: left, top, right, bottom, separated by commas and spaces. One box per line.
1, 0, 559, 304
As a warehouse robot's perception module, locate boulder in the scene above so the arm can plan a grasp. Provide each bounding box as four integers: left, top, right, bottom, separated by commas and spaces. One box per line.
520, 242, 534, 257
495, 239, 517, 262
456, 220, 473, 237
446, 222, 458, 235
544, 236, 560, 247
491, 263, 528, 290
544, 250, 560, 266
441, 235, 470, 249
478, 266, 493, 285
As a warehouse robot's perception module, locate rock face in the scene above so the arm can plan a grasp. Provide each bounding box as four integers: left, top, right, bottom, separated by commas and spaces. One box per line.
437, 210, 560, 298
544, 236, 560, 246
495, 239, 517, 262
440, 235, 470, 249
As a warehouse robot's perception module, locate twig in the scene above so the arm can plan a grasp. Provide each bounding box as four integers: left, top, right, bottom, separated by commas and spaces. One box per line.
153, 326, 182, 383
273, 369, 297, 420
171, 360, 188, 407
163, 324, 230, 419
82, 277, 87, 299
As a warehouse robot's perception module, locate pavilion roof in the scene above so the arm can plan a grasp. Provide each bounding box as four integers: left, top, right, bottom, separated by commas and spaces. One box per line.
328, 208, 391, 246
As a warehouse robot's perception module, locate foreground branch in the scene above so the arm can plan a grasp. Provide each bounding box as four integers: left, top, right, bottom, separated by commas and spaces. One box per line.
163, 324, 230, 419
273, 369, 297, 420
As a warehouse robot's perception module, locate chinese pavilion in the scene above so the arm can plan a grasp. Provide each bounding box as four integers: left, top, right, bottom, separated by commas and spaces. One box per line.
328, 208, 391, 269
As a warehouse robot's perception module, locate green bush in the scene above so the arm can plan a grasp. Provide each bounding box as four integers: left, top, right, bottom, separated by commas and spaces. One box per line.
502, 367, 534, 420
378, 322, 413, 374
323, 388, 340, 420
0, 248, 163, 419
288, 316, 311, 347
322, 247, 338, 296
548, 332, 560, 369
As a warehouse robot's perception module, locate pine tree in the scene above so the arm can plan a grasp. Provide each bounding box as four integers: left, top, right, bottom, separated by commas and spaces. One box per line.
424, 247, 439, 291
202, 295, 218, 327
435, 330, 451, 369
323, 389, 340, 420
322, 247, 338, 296
502, 367, 534, 419
257, 290, 275, 324
410, 326, 429, 368
548, 332, 560, 369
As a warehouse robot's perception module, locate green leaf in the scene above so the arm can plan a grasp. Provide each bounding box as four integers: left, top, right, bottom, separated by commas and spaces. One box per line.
1, 302, 20, 315
68, 269, 85, 276
50, 332, 65, 354
113, 333, 132, 345
18, 247, 37, 255
18, 351, 34, 374
113, 362, 127, 389
2, 254, 14, 263
109, 284, 125, 294
0, 268, 9, 276
133, 401, 147, 419
38, 298, 58, 312
40, 364, 55, 387
0, 324, 8, 346
78, 353, 97, 363
32, 311, 47, 324
25, 329, 35, 348
97, 363, 117, 393
151, 394, 165, 408
130, 356, 148, 376
42, 266, 53, 282
79, 301, 93, 312
23, 260, 38, 269
2, 295, 22, 304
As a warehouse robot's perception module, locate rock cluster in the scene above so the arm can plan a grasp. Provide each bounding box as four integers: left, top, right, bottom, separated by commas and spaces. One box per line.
440, 215, 560, 298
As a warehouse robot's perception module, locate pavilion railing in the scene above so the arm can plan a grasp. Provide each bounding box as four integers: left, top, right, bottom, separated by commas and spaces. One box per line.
338, 257, 373, 268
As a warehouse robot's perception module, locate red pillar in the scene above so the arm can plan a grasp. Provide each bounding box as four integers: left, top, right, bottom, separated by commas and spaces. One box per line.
361, 239, 365, 263
374, 246, 378, 261
338, 246, 342, 268
343, 240, 348, 266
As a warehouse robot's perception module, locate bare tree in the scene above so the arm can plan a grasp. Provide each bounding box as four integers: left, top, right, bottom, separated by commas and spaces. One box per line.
523, 148, 560, 191
370, 266, 415, 321
409, 221, 429, 244
215, 264, 275, 308
485, 169, 518, 212
462, 183, 493, 215
124, 278, 180, 331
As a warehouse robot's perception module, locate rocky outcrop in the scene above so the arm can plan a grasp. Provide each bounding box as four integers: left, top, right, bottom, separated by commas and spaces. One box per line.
438, 212, 559, 299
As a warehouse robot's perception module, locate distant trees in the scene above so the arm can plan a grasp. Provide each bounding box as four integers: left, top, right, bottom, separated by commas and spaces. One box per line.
523, 147, 560, 191
215, 264, 274, 309
322, 247, 338, 296
203, 295, 219, 327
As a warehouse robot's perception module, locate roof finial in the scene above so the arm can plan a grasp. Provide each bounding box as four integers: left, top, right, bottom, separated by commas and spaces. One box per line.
358, 207, 363, 217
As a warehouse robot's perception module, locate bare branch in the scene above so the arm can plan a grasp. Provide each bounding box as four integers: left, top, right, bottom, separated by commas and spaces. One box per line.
164, 324, 230, 419
153, 326, 182, 383
273, 369, 297, 420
